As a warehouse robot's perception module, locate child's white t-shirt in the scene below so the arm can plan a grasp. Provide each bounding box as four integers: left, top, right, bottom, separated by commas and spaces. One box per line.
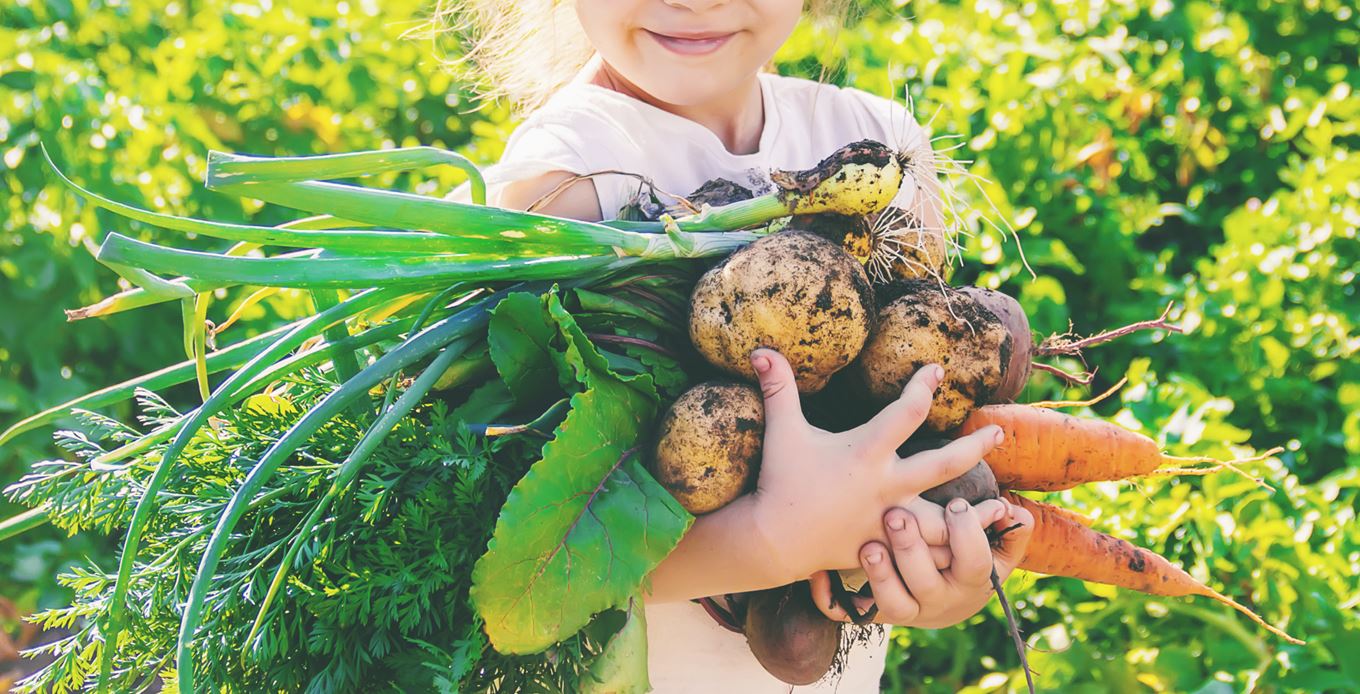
481, 72, 928, 693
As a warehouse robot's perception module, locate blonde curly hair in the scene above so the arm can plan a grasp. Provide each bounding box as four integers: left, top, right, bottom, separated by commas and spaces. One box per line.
412, 0, 854, 114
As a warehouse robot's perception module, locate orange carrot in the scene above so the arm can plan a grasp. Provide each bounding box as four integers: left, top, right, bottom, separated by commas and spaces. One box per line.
960, 404, 1276, 491
1004, 492, 1301, 644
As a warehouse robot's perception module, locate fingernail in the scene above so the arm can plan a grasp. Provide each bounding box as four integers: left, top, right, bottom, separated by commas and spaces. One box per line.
949, 498, 968, 514
992, 426, 1005, 444
929, 364, 944, 385
866, 551, 883, 565
887, 515, 906, 531
752, 355, 770, 374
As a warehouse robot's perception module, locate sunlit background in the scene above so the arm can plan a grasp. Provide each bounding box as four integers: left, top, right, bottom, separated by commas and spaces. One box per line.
0, 0, 1356, 691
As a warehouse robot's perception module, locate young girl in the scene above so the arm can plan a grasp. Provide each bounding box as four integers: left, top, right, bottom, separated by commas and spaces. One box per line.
440, 1, 1034, 690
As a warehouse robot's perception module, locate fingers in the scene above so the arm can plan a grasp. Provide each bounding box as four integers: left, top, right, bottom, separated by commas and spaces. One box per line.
903, 497, 948, 546
884, 509, 948, 607
750, 348, 806, 433
904, 498, 1004, 569
808, 569, 878, 624
857, 540, 920, 624
974, 498, 1008, 527
892, 425, 1004, 497
854, 363, 943, 456
943, 499, 995, 589
807, 570, 847, 621
929, 546, 952, 570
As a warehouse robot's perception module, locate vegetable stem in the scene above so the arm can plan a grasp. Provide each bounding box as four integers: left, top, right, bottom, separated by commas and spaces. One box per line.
176, 287, 521, 692
243, 336, 474, 656
0, 506, 50, 543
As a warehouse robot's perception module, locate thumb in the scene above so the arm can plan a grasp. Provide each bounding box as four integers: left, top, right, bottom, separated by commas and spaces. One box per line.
808, 570, 851, 622
751, 348, 806, 432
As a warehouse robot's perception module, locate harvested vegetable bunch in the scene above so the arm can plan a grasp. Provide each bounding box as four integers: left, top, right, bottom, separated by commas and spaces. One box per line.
4, 124, 1301, 694
653, 203, 1296, 690
0, 138, 909, 693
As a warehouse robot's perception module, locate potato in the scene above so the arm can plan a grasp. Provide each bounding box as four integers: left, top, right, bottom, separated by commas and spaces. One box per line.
651, 382, 763, 514
790, 212, 876, 264
689, 230, 875, 393
791, 208, 949, 286
853, 280, 1012, 431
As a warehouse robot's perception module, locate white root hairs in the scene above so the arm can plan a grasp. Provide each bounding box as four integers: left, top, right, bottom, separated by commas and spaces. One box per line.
882, 89, 1036, 281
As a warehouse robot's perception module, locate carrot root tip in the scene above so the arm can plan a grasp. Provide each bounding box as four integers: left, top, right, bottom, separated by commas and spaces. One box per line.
1202, 588, 1305, 645
1160, 447, 1283, 491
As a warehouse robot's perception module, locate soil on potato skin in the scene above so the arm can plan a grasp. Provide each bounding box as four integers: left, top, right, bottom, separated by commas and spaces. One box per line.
651, 382, 763, 513
688, 230, 875, 393
855, 279, 1012, 431
788, 213, 876, 264
957, 286, 1032, 402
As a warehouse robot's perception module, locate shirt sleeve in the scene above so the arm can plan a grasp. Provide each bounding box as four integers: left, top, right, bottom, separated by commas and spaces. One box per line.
844, 87, 929, 154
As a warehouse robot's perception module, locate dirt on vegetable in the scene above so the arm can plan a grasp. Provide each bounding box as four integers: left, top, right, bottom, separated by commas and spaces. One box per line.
689, 230, 875, 393
853, 280, 1012, 431
651, 381, 764, 514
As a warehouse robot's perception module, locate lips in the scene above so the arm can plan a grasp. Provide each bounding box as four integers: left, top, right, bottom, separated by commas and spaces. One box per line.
645, 29, 735, 56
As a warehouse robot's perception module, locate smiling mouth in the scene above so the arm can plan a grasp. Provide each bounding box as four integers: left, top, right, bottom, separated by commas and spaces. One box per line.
645, 29, 735, 56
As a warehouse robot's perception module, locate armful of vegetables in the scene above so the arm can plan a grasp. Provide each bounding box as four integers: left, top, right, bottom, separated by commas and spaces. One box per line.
0, 135, 1299, 694
648, 143, 1299, 689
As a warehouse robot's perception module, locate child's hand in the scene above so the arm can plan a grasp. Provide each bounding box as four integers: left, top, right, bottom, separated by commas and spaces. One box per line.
807, 498, 1034, 628
889, 497, 1010, 570
744, 348, 1005, 584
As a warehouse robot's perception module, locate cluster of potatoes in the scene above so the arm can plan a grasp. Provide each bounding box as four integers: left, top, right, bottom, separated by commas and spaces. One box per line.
653, 215, 1031, 516
642, 150, 1040, 684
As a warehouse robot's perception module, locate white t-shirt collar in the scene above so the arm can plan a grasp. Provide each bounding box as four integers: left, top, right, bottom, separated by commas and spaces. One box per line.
557, 71, 781, 162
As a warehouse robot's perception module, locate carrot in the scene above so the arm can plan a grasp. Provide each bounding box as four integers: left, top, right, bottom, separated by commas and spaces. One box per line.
960, 404, 1277, 491
1004, 492, 1302, 644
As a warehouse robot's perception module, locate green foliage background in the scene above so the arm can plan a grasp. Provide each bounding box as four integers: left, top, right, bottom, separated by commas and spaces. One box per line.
0, 0, 1355, 691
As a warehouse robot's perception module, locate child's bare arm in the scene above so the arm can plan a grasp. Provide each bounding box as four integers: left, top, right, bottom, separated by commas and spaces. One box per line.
496, 171, 603, 221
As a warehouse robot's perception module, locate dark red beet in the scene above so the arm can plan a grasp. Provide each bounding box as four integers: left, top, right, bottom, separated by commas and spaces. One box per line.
744, 581, 841, 685
958, 286, 1033, 403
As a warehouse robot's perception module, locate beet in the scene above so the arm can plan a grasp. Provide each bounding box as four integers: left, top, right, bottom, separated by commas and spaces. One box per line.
958, 286, 1033, 403
921, 461, 1001, 507
743, 581, 841, 685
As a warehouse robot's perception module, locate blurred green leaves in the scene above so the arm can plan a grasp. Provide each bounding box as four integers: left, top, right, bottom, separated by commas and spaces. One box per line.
0, 0, 1355, 691
0, 0, 509, 611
